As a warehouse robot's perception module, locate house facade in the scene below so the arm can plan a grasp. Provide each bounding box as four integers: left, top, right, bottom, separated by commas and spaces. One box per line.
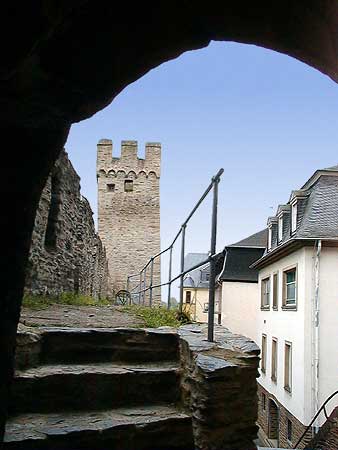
218, 229, 267, 341
182, 253, 222, 323
252, 165, 338, 448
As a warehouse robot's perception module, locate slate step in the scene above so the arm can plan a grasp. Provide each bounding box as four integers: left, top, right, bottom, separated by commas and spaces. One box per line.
40, 327, 179, 364
4, 404, 194, 450
11, 362, 180, 414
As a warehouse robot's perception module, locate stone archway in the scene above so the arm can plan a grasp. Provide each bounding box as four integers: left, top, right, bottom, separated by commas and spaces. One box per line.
1, 1, 338, 441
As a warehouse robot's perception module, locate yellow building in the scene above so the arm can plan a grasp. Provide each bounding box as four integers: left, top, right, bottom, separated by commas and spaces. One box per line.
182, 253, 222, 323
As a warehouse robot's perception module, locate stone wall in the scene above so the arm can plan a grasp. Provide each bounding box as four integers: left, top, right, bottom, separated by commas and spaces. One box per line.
25, 150, 109, 299
179, 324, 260, 450
257, 382, 313, 449
306, 406, 338, 450
97, 139, 161, 300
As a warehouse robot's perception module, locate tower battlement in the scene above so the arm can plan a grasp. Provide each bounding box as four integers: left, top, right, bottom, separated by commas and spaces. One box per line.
97, 139, 161, 178
96, 138, 161, 300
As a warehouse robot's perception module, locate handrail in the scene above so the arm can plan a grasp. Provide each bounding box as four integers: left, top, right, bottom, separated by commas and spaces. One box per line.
126, 168, 224, 342
293, 389, 338, 449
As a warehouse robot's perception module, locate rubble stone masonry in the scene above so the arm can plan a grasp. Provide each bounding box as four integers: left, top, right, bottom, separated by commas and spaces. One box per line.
97, 139, 161, 300
25, 150, 109, 299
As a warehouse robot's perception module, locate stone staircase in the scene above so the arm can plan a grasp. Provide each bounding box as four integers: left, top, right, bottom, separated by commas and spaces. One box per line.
5, 327, 194, 450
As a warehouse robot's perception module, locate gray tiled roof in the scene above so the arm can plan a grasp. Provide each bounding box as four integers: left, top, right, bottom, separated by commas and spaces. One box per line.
252, 167, 338, 268
183, 253, 209, 288
183, 252, 224, 288
229, 229, 268, 248
183, 253, 208, 271
295, 175, 338, 239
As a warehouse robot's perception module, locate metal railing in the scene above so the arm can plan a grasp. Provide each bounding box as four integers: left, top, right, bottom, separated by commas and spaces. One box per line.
293, 389, 338, 449
126, 168, 224, 342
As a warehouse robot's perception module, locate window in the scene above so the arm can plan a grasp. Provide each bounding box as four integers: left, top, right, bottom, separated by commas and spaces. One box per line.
262, 393, 266, 411
107, 183, 115, 191
273, 273, 278, 310
261, 277, 270, 308
287, 418, 293, 443
203, 303, 209, 313
271, 338, 278, 382
291, 201, 297, 232
205, 272, 210, 281
268, 226, 272, 250
284, 342, 292, 392
283, 267, 297, 308
278, 215, 283, 242
124, 180, 133, 192
185, 291, 191, 304
261, 334, 267, 373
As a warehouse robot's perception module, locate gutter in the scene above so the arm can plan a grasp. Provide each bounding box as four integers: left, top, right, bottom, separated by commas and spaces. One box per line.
312, 239, 321, 432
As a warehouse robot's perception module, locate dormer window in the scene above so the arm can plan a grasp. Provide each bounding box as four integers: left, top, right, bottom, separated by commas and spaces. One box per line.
268, 226, 272, 250
291, 201, 297, 232
278, 215, 283, 242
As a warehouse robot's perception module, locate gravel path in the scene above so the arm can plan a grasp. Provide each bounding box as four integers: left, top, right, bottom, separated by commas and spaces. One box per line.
19, 304, 144, 329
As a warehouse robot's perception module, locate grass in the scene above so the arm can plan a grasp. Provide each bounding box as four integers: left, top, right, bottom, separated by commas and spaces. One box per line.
122, 305, 191, 328
22, 293, 111, 309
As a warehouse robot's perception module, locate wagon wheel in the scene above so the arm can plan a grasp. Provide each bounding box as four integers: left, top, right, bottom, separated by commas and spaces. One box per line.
115, 290, 131, 306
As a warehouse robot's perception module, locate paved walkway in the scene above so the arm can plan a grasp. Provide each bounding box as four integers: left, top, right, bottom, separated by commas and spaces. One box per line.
19, 304, 144, 329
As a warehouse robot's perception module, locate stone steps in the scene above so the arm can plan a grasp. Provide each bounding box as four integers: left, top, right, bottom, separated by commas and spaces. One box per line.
6, 327, 190, 449
10, 361, 180, 414
4, 404, 193, 450
39, 327, 179, 364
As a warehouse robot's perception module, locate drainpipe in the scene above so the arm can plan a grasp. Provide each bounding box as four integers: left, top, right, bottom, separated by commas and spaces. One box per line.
313, 239, 321, 432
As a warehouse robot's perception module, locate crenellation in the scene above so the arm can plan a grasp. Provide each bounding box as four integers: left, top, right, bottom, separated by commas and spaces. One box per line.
97, 139, 161, 300
97, 139, 161, 179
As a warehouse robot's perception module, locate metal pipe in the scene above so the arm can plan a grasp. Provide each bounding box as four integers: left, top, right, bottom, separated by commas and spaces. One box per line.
179, 225, 186, 312
143, 268, 147, 305
149, 258, 154, 306
313, 239, 321, 431
182, 168, 224, 228
138, 272, 142, 305
167, 246, 173, 309
207, 177, 219, 342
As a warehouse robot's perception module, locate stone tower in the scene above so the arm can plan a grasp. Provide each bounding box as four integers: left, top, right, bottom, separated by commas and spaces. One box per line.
97, 139, 161, 300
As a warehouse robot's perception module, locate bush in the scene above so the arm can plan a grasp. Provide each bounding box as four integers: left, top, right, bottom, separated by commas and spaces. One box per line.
123, 305, 192, 328
22, 293, 111, 309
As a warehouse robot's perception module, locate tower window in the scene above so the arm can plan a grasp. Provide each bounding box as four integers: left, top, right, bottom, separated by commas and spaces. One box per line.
124, 180, 133, 192
107, 183, 115, 192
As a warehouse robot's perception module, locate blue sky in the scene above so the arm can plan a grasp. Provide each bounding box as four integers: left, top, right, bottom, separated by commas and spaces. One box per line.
66, 41, 338, 297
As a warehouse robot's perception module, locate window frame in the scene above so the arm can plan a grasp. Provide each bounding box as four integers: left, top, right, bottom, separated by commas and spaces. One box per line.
268, 226, 272, 250
282, 265, 298, 310
185, 290, 191, 304
291, 201, 297, 233
261, 334, 267, 374
278, 214, 283, 242
203, 303, 209, 313
273, 272, 279, 310
261, 276, 271, 310
287, 418, 293, 445
271, 337, 278, 382
284, 341, 292, 393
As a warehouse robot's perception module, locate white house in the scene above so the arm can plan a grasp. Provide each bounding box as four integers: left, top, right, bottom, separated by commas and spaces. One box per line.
251, 165, 338, 449
218, 229, 267, 341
